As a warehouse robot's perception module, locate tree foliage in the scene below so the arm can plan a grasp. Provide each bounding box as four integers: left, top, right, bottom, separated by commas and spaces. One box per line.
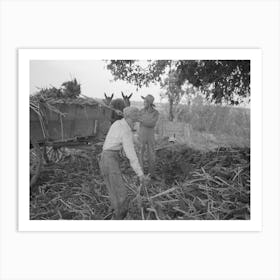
106, 60, 168, 88
106, 60, 250, 105
176, 60, 250, 105
160, 70, 185, 120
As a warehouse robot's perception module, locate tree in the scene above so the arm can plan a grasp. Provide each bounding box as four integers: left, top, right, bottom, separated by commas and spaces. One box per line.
106, 60, 250, 105
106, 60, 169, 88
176, 60, 250, 105
160, 68, 185, 121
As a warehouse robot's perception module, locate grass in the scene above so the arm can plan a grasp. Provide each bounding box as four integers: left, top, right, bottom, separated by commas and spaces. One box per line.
154, 103, 250, 150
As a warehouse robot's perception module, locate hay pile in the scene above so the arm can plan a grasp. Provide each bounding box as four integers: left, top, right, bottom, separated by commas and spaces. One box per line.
30, 145, 250, 220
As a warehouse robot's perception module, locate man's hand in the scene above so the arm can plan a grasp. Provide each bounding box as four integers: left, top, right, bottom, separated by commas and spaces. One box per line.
133, 134, 141, 147
115, 109, 123, 116
139, 174, 150, 186
137, 112, 144, 123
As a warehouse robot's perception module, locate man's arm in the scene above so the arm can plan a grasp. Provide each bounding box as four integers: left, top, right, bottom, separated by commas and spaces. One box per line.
139, 110, 159, 128
122, 130, 144, 177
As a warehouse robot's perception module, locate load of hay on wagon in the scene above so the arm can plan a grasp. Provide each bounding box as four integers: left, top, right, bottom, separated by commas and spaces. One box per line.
29, 93, 112, 188
30, 95, 112, 144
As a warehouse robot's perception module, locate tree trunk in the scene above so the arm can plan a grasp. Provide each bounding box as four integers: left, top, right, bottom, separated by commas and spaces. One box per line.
169, 98, 174, 121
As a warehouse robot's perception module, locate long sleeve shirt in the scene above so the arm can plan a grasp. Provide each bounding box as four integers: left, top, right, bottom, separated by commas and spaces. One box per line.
103, 118, 144, 177
139, 107, 159, 129
138, 107, 159, 144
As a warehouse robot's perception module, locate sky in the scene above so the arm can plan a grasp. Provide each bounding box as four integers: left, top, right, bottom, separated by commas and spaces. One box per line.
30, 60, 163, 102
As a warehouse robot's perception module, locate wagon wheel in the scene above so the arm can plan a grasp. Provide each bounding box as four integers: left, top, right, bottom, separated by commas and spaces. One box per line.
30, 138, 43, 188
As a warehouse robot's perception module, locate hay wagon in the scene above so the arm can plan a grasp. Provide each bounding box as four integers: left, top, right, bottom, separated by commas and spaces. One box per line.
30, 97, 113, 187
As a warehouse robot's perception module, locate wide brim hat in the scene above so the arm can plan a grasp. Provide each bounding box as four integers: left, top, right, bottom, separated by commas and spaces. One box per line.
141, 94, 155, 106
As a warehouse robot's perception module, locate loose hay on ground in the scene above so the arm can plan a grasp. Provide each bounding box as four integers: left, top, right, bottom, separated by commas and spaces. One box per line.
30, 145, 250, 220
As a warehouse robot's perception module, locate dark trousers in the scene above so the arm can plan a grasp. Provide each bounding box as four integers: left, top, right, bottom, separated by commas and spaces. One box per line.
139, 127, 156, 176
99, 150, 128, 219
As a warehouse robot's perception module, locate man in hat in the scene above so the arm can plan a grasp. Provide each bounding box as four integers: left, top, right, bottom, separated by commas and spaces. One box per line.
99, 106, 149, 219
138, 94, 159, 179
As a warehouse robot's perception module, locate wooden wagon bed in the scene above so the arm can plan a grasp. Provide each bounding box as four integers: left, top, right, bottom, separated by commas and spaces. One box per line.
30, 96, 113, 187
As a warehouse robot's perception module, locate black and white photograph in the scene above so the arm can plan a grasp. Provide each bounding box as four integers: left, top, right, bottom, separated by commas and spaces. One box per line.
24, 50, 258, 226
2, 0, 280, 279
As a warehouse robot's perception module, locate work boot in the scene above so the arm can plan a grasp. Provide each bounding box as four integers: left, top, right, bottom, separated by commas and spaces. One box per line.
148, 166, 155, 178
150, 172, 161, 181
112, 197, 130, 220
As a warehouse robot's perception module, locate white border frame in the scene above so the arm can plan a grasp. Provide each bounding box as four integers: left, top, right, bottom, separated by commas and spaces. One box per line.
19, 48, 262, 232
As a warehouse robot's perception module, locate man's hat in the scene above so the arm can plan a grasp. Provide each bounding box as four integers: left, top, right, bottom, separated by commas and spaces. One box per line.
141, 94, 155, 106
